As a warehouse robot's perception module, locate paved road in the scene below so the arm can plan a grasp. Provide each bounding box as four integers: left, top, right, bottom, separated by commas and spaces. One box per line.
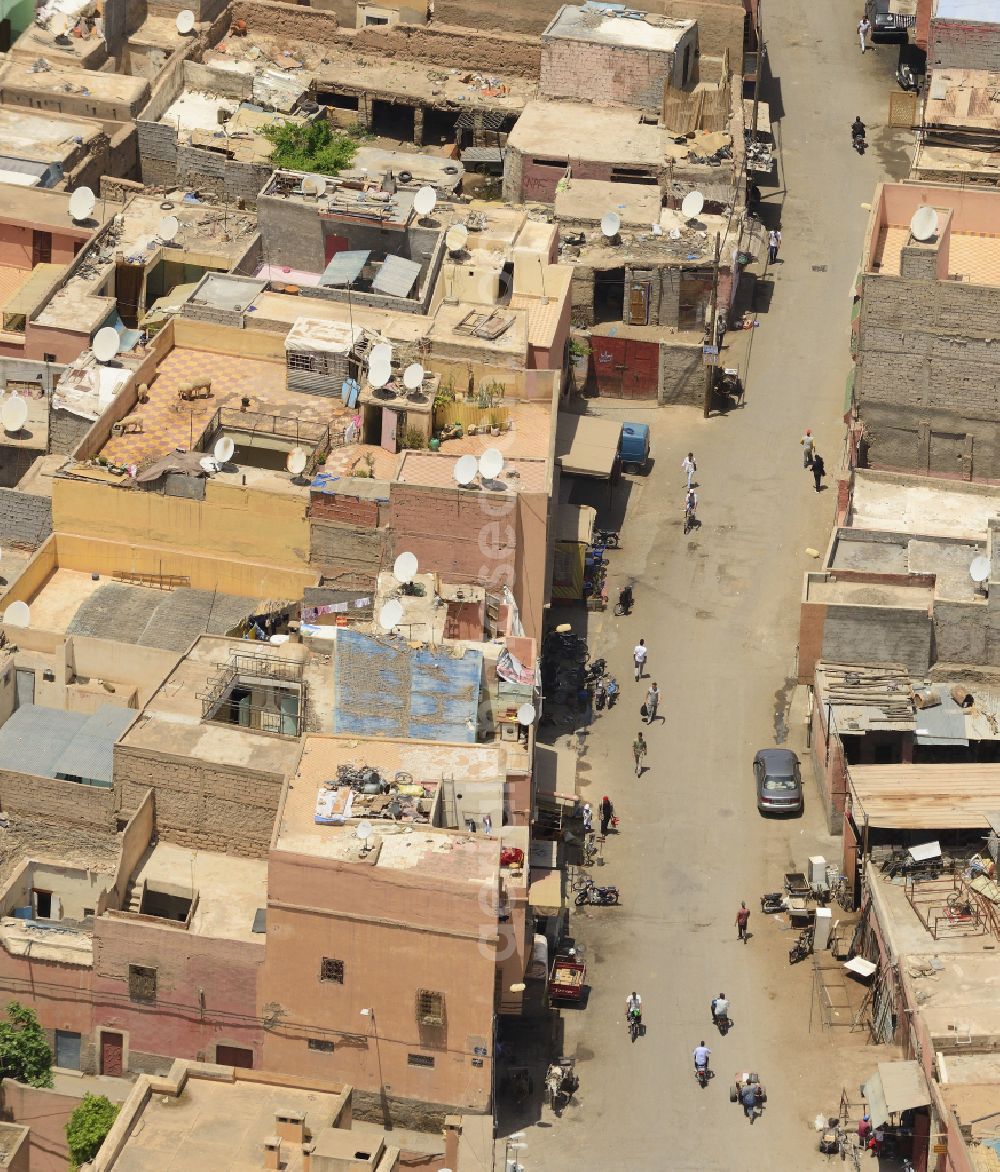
509, 6, 912, 1171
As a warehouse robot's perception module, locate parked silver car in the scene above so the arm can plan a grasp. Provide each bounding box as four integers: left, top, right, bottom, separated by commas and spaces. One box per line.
753, 748, 803, 816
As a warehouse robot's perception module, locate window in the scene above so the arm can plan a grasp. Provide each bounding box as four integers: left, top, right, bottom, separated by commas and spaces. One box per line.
32, 231, 52, 266
128, 964, 157, 1002
416, 989, 445, 1026
407, 1053, 435, 1068
43, 353, 57, 363
365, 14, 389, 23
308, 1038, 335, 1053
531, 158, 568, 170
320, 957, 344, 984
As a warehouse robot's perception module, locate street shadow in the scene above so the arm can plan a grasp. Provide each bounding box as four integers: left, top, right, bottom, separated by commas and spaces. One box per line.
564, 476, 635, 531
759, 53, 784, 123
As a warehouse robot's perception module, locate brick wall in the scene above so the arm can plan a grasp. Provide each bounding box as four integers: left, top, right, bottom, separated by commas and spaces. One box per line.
658, 342, 703, 406
114, 746, 285, 857
508, 149, 661, 204
257, 195, 325, 272
809, 699, 849, 834
0, 770, 116, 829
0, 1082, 78, 1172
540, 32, 689, 111
309, 491, 385, 527
930, 19, 1000, 71
0, 488, 52, 548
309, 519, 389, 576
821, 605, 933, 675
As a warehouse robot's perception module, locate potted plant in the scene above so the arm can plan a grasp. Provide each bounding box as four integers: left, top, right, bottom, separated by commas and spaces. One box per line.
489, 409, 503, 437
569, 337, 591, 383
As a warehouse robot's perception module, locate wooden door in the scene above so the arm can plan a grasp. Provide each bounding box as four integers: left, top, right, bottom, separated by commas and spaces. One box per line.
101, 1032, 123, 1076
380, 408, 399, 454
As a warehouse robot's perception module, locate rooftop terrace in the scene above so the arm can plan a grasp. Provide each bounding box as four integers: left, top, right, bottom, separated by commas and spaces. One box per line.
851, 470, 1000, 538
0, 106, 102, 162
544, 5, 695, 51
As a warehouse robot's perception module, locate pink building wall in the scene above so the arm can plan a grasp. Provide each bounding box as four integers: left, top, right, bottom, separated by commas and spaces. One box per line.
0, 222, 87, 270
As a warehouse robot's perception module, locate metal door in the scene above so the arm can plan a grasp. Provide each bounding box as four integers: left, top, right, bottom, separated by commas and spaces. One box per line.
14, 669, 34, 709
591, 337, 659, 399
591, 336, 627, 397
55, 1030, 82, 1070
100, 1032, 123, 1077
381, 408, 399, 454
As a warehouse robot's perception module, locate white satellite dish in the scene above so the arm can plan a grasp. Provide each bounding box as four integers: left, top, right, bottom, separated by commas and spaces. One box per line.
413, 186, 437, 217
0, 397, 27, 434
92, 327, 120, 363
199, 456, 217, 474
50, 12, 70, 34
454, 454, 478, 486
479, 447, 504, 480
302, 175, 324, 196
403, 363, 424, 390
214, 435, 235, 464
445, 224, 468, 252
175, 8, 195, 34
368, 361, 391, 389
370, 342, 393, 368
3, 601, 30, 629
910, 206, 938, 242
356, 820, 375, 841
516, 702, 536, 725
379, 599, 404, 630
68, 186, 96, 222
287, 447, 308, 476
158, 215, 179, 242
600, 211, 621, 238
970, 556, 991, 584
682, 190, 705, 219
394, 551, 418, 583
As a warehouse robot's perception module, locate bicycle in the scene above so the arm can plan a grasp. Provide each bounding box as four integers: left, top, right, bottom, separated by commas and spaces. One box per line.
684, 500, 697, 535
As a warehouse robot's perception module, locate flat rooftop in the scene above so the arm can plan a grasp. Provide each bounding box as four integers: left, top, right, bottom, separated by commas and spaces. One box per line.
396, 451, 548, 492
555, 178, 663, 227
128, 842, 266, 942
570, 207, 739, 269
0, 184, 99, 233
545, 5, 694, 50
851, 470, 1000, 538
121, 637, 331, 775
804, 575, 934, 609
830, 532, 984, 601
160, 92, 306, 165
0, 387, 47, 450
913, 142, 1000, 177
509, 100, 667, 166
0, 59, 149, 107
0, 107, 101, 161
872, 221, 1000, 284
934, 0, 999, 21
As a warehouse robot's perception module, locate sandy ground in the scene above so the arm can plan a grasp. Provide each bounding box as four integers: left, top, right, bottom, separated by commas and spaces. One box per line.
497, 6, 918, 1171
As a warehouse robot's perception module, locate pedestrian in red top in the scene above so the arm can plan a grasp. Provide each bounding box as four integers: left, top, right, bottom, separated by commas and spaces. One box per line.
736, 901, 750, 943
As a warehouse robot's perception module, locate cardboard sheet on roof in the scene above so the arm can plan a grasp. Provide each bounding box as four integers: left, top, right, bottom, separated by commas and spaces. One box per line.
555, 414, 622, 479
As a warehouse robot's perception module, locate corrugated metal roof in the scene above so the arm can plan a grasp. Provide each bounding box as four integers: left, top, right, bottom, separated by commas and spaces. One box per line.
913, 686, 969, 746
0, 704, 132, 786
54, 705, 135, 784
371, 255, 422, 298
849, 763, 1000, 828
320, 250, 370, 288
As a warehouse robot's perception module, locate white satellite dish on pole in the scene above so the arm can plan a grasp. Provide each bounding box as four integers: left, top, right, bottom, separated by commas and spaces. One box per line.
370, 342, 393, 368
516, 702, 536, 725
682, 190, 705, 220
3, 601, 30, 628
403, 363, 424, 390
356, 820, 375, 842
302, 175, 324, 196
394, 551, 418, 583
445, 224, 468, 253
970, 556, 991, 584
600, 211, 621, 238
0, 397, 27, 434
92, 327, 120, 363
214, 435, 235, 464
379, 599, 404, 630
368, 360, 391, 389
68, 186, 96, 222
287, 447, 308, 476
158, 215, 179, 242
479, 447, 504, 481
910, 206, 938, 242
454, 454, 478, 486
176, 8, 195, 34
413, 186, 437, 217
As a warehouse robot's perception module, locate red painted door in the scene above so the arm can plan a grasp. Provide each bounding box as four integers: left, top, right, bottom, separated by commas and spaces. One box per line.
590, 336, 627, 397
324, 233, 350, 264
590, 337, 659, 399
101, 1032, 123, 1076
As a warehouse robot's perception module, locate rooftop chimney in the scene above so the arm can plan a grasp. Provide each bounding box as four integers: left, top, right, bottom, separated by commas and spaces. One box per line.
275, 1109, 306, 1145
263, 1136, 281, 1171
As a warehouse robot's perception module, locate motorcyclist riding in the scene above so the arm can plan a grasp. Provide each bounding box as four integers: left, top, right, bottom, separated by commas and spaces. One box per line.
626, 991, 642, 1025
711, 993, 729, 1024
851, 115, 866, 145
693, 1040, 711, 1074
618, 584, 634, 614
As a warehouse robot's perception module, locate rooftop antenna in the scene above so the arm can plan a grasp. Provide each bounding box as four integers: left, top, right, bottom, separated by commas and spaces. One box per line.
356, 821, 375, 855
0, 397, 27, 435
600, 211, 621, 243
68, 186, 96, 223
445, 224, 468, 255
413, 186, 437, 222
50, 12, 70, 34
516, 702, 536, 726
681, 190, 705, 221
286, 446, 308, 482
92, 327, 121, 364
479, 446, 504, 484
910, 206, 938, 242
158, 215, 180, 243
214, 435, 235, 466
367, 359, 391, 389
175, 8, 195, 34
970, 555, 990, 596
370, 342, 393, 368
453, 453, 478, 487
3, 601, 30, 628
302, 175, 324, 198
402, 363, 424, 394
393, 551, 419, 595
379, 599, 404, 630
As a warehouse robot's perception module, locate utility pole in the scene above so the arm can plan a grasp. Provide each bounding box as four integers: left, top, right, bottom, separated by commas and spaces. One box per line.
702, 232, 721, 418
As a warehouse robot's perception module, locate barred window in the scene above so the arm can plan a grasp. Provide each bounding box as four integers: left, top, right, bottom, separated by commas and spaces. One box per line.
128, 964, 157, 1002
320, 957, 344, 984
407, 1053, 435, 1068
416, 989, 444, 1026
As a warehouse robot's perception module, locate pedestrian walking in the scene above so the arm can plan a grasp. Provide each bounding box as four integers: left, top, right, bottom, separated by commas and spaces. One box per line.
482, 813, 492, 836
600, 794, 614, 835
857, 15, 871, 51
632, 732, 647, 776
858, 1115, 872, 1150
767, 228, 781, 264
633, 638, 648, 681
736, 901, 750, 942
812, 452, 826, 493
644, 682, 660, 724
681, 452, 697, 489
800, 428, 815, 468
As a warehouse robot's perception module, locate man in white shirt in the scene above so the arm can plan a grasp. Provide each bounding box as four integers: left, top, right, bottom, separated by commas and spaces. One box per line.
693, 1042, 711, 1072
681, 451, 697, 489
633, 638, 648, 682
858, 15, 871, 51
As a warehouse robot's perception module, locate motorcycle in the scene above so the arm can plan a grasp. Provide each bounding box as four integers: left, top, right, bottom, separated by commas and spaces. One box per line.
614, 584, 634, 616
584, 657, 607, 682
760, 891, 785, 914
896, 62, 919, 91
789, 926, 814, 965
545, 1059, 578, 1113
695, 1062, 709, 1088
593, 678, 607, 710
627, 1007, 642, 1043
852, 124, 867, 155
606, 677, 619, 708
575, 878, 620, 906
594, 528, 620, 548
711, 1003, 731, 1036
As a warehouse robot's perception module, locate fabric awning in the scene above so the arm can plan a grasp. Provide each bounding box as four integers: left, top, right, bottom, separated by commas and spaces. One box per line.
556, 501, 596, 544
555, 414, 622, 479
528, 870, 564, 912
862, 1062, 931, 1129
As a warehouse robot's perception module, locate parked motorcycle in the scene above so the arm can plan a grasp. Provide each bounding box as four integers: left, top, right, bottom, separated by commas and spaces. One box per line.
594, 678, 607, 710
614, 584, 634, 616
606, 677, 619, 708
760, 891, 786, 914
594, 528, 620, 548
896, 62, 919, 91
789, 926, 814, 965
584, 657, 607, 682
545, 1059, 578, 1113
575, 879, 620, 906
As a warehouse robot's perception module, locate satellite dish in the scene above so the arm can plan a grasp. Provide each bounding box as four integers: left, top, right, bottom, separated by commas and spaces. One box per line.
92, 327, 120, 363
910, 206, 938, 242
970, 556, 991, 584
287, 447, 308, 476
0, 397, 27, 434
214, 436, 235, 463
3, 601, 30, 629
199, 456, 217, 474
682, 190, 705, 219
479, 447, 504, 480
175, 8, 195, 33
68, 186, 96, 222
379, 599, 404, 630
600, 211, 621, 238
413, 186, 437, 217
158, 215, 179, 242
445, 224, 468, 252
403, 363, 424, 390
370, 342, 393, 368
367, 361, 391, 389
394, 551, 418, 583
50, 12, 70, 33
356, 820, 375, 841
516, 702, 536, 725
302, 175, 324, 196
454, 454, 478, 486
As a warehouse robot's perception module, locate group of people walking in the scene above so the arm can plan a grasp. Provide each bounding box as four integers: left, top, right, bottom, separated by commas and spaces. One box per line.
801, 429, 826, 492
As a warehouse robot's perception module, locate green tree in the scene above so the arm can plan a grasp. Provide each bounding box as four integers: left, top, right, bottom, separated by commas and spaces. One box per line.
0, 1002, 52, 1088
261, 119, 360, 177
66, 1094, 120, 1170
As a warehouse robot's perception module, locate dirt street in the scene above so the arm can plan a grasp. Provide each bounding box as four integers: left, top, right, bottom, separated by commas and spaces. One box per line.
503, 5, 915, 1171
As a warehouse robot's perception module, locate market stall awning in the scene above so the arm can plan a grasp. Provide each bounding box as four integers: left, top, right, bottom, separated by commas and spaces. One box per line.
528, 869, 564, 913
862, 1062, 931, 1129
848, 763, 1000, 830
555, 414, 622, 479
556, 501, 596, 545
